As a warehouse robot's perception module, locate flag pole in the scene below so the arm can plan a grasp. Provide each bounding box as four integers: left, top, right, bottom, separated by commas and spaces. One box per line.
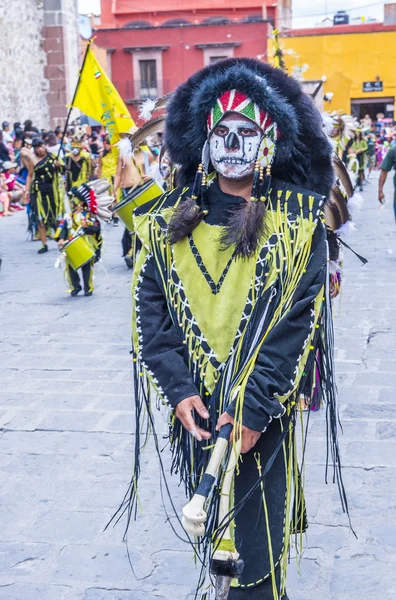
57, 39, 93, 159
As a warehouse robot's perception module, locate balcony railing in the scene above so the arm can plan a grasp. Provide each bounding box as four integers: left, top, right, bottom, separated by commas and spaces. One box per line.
114, 80, 172, 102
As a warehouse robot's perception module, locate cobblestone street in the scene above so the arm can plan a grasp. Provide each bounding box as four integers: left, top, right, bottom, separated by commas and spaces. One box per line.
0, 174, 395, 600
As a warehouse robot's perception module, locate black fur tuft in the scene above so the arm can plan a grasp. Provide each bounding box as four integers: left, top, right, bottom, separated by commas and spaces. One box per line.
165, 58, 334, 198
167, 196, 205, 244
220, 201, 267, 259
210, 558, 245, 578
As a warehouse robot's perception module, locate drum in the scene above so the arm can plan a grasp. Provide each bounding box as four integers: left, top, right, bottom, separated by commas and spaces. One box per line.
112, 179, 164, 232
62, 234, 95, 270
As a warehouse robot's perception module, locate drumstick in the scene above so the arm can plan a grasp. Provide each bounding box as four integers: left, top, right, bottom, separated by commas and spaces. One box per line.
182, 423, 233, 537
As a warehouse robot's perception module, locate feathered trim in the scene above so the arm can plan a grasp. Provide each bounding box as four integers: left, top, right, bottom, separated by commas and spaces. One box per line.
336, 220, 356, 238
139, 98, 157, 122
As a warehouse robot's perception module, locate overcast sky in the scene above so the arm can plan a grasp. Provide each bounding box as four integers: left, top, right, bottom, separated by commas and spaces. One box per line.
78, 0, 386, 27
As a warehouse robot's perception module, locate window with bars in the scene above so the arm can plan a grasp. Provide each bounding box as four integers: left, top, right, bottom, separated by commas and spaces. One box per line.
209, 56, 228, 64
139, 59, 157, 98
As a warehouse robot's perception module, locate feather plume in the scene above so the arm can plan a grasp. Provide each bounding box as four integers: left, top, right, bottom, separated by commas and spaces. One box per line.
96, 194, 114, 208
139, 98, 157, 122
333, 154, 354, 198
329, 260, 342, 275
336, 220, 356, 238
97, 207, 113, 222
348, 193, 364, 214
125, 116, 165, 151
116, 137, 133, 159
322, 112, 335, 138
88, 178, 111, 194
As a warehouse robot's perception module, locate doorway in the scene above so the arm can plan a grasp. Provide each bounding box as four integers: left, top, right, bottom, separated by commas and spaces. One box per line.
351, 97, 395, 121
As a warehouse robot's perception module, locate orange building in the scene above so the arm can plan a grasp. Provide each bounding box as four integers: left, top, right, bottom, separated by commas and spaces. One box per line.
94, 1, 290, 120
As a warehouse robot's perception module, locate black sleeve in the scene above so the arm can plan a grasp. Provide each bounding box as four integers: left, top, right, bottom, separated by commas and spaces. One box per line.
138, 253, 200, 408
83, 224, 100, 234
227, 222, 327, 432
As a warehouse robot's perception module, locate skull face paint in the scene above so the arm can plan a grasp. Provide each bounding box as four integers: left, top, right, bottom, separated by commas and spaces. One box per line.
209, 114, 263, 180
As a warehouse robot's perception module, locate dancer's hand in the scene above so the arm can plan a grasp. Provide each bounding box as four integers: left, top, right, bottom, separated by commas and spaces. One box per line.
379, 190, 385, 204
216, 412, 261, 454
175, 395, 212, 441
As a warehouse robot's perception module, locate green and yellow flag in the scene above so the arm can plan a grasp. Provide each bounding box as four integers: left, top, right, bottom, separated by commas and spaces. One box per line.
72, 44, 134, 142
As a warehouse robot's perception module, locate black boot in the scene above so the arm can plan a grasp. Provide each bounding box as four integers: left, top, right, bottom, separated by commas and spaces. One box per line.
71, 286, 82, 297
38, 244, 48, 254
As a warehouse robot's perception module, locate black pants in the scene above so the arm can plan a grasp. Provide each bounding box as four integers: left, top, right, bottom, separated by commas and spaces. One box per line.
67, 260, 94, 293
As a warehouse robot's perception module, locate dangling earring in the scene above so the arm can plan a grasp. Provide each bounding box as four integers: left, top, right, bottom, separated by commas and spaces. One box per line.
201, 169, 209, 215
250, 160, 261, 203
260, 164, 272, 201
191, 163, 203, 202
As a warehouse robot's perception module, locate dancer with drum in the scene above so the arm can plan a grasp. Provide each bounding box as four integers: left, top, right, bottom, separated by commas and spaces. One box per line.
56, 183, 104, 296
24, 138, 65, 254
114, 129, 155, 267
114, 59, 349, 599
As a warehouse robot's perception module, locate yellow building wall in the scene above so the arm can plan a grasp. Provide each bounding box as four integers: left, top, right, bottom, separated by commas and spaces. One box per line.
269, 30, 396, 116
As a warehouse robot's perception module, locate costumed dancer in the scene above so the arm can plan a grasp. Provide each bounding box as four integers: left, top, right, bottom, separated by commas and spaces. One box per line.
352, 129, 368, 192
114, 127, 154, 267
65, 127, 93, 192
99, 135, 118, 197
378, 141, 396, 221
55, 180, 112, 296
24, 138, 65, 254
331, 111, 359, 163
301, 112, 365, 412
112, 59, 350, 599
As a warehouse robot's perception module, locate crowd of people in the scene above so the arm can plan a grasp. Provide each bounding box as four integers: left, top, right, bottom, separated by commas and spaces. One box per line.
344, 113, 396, 191
0, 115, 170, 294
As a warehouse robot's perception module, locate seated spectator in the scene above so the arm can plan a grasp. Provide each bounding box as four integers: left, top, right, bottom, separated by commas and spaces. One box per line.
0, 164, 12, 216
3, 160, 25, 208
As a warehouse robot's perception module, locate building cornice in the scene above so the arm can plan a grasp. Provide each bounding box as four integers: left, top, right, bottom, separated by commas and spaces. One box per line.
195, 41, 241, 49
123, 46, 170, 52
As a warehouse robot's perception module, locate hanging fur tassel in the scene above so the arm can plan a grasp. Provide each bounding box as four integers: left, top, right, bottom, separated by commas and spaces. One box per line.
220, 199, 267, 258
167, 196, 206, 244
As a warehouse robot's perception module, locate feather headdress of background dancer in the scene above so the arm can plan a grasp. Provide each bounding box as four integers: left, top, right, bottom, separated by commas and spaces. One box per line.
112, 58, 351, 600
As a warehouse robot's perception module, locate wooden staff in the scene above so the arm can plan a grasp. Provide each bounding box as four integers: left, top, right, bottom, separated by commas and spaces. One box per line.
181, 423, 244, 599
182, 423, 233, 537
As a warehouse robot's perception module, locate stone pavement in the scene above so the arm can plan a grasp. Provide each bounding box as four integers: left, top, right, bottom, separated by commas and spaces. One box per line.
0, 173, 395, 600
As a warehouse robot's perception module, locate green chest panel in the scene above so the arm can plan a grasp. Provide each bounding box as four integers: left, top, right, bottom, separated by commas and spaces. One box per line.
171, 222, 256, 365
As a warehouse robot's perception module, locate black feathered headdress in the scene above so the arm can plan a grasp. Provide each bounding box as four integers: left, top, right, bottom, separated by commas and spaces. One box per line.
165, 58, 334, 197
